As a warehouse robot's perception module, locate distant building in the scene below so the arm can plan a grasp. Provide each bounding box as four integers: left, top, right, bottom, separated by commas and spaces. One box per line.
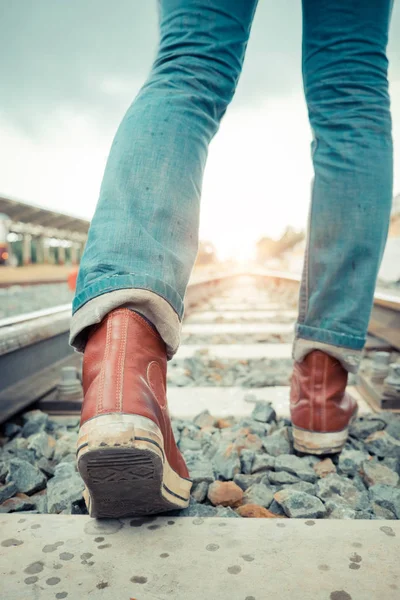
256, 228, 304, 268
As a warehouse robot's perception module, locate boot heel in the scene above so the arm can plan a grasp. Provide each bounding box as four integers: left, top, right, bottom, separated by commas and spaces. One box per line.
292, 426, 348, 455
76, 413, 191, 518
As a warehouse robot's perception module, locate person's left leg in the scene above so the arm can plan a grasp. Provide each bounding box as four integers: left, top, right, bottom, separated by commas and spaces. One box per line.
70, 0, 258, 360
75, 0, 259, 518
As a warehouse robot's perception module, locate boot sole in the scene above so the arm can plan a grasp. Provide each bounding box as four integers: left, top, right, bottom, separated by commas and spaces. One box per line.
292, 406, 358, 455
76, 413, 192, 518
292, 426, 350, 455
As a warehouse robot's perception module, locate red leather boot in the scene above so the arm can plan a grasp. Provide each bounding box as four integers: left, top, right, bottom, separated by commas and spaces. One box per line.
76, 309, 192, 518
290, 350, 358, 454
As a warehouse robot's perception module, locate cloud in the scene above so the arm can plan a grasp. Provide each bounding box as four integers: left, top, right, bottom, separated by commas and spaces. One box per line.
0, 1, 157, 136
1, 1, 399, 138
0, 1, 307, 137
0, 109, 109, 216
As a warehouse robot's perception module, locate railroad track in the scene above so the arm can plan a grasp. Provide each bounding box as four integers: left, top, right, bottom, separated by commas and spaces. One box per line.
0, 270, 399, 422
0, 272, 400, 599
0, 304, 76, 423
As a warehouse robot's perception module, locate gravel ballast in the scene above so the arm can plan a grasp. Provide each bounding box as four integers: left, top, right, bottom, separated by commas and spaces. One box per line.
1, 404, 400, 519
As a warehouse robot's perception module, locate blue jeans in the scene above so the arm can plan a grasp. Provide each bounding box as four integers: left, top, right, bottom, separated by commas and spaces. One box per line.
71, 0, 393, 371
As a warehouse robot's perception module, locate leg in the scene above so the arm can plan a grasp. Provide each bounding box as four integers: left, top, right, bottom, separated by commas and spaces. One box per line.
71, 0, 258, 358
291, 0, 393, 454
75, 0, 258, 518
295, 0, 393, 370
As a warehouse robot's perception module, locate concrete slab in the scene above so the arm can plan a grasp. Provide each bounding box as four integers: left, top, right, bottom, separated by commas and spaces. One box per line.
182, 322, 294, 335
185, 310, 297, 323
175, 343, 293, 360
167, 386, 371, 419
0, 514, 398, 599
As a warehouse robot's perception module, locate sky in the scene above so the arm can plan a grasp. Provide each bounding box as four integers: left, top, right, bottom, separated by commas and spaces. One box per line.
1, 1, 400, 261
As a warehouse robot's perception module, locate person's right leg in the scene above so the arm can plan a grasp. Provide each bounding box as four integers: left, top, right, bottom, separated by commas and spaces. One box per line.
291, 0, 393, 454
75, 0, 258, 518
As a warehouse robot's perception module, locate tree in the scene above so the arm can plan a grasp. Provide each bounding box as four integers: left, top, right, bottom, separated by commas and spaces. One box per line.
256, 227, 305, 263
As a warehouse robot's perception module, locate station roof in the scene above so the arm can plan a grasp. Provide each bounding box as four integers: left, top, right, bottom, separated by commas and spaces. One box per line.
0, 195, 90, 239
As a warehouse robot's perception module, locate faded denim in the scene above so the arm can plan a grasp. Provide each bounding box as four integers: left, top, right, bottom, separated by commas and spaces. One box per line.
71, 0, 393, 369
295, 0, 394, 360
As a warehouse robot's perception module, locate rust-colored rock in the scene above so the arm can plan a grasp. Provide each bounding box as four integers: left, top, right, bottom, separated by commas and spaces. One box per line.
0, 493, 35, 514
234, 433, 263, 454
216, 418, 234, 429
211, 373, 223, 382
225, 427, 250, 438
236, 504, 284, 518
207, 481, 244, 508
313, 458, 336, 478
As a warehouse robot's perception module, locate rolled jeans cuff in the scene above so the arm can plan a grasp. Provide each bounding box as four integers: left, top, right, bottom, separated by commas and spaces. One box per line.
293, 330, 364, 374
70, 288, 181, 359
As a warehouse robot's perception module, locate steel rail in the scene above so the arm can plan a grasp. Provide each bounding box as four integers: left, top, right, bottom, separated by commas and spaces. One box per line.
0, 305, 75, 423
0, 303, 71, 329
0, 273, 241, 423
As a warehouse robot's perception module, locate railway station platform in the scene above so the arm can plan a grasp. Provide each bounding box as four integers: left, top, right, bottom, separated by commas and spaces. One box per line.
0, 265, 73, 287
